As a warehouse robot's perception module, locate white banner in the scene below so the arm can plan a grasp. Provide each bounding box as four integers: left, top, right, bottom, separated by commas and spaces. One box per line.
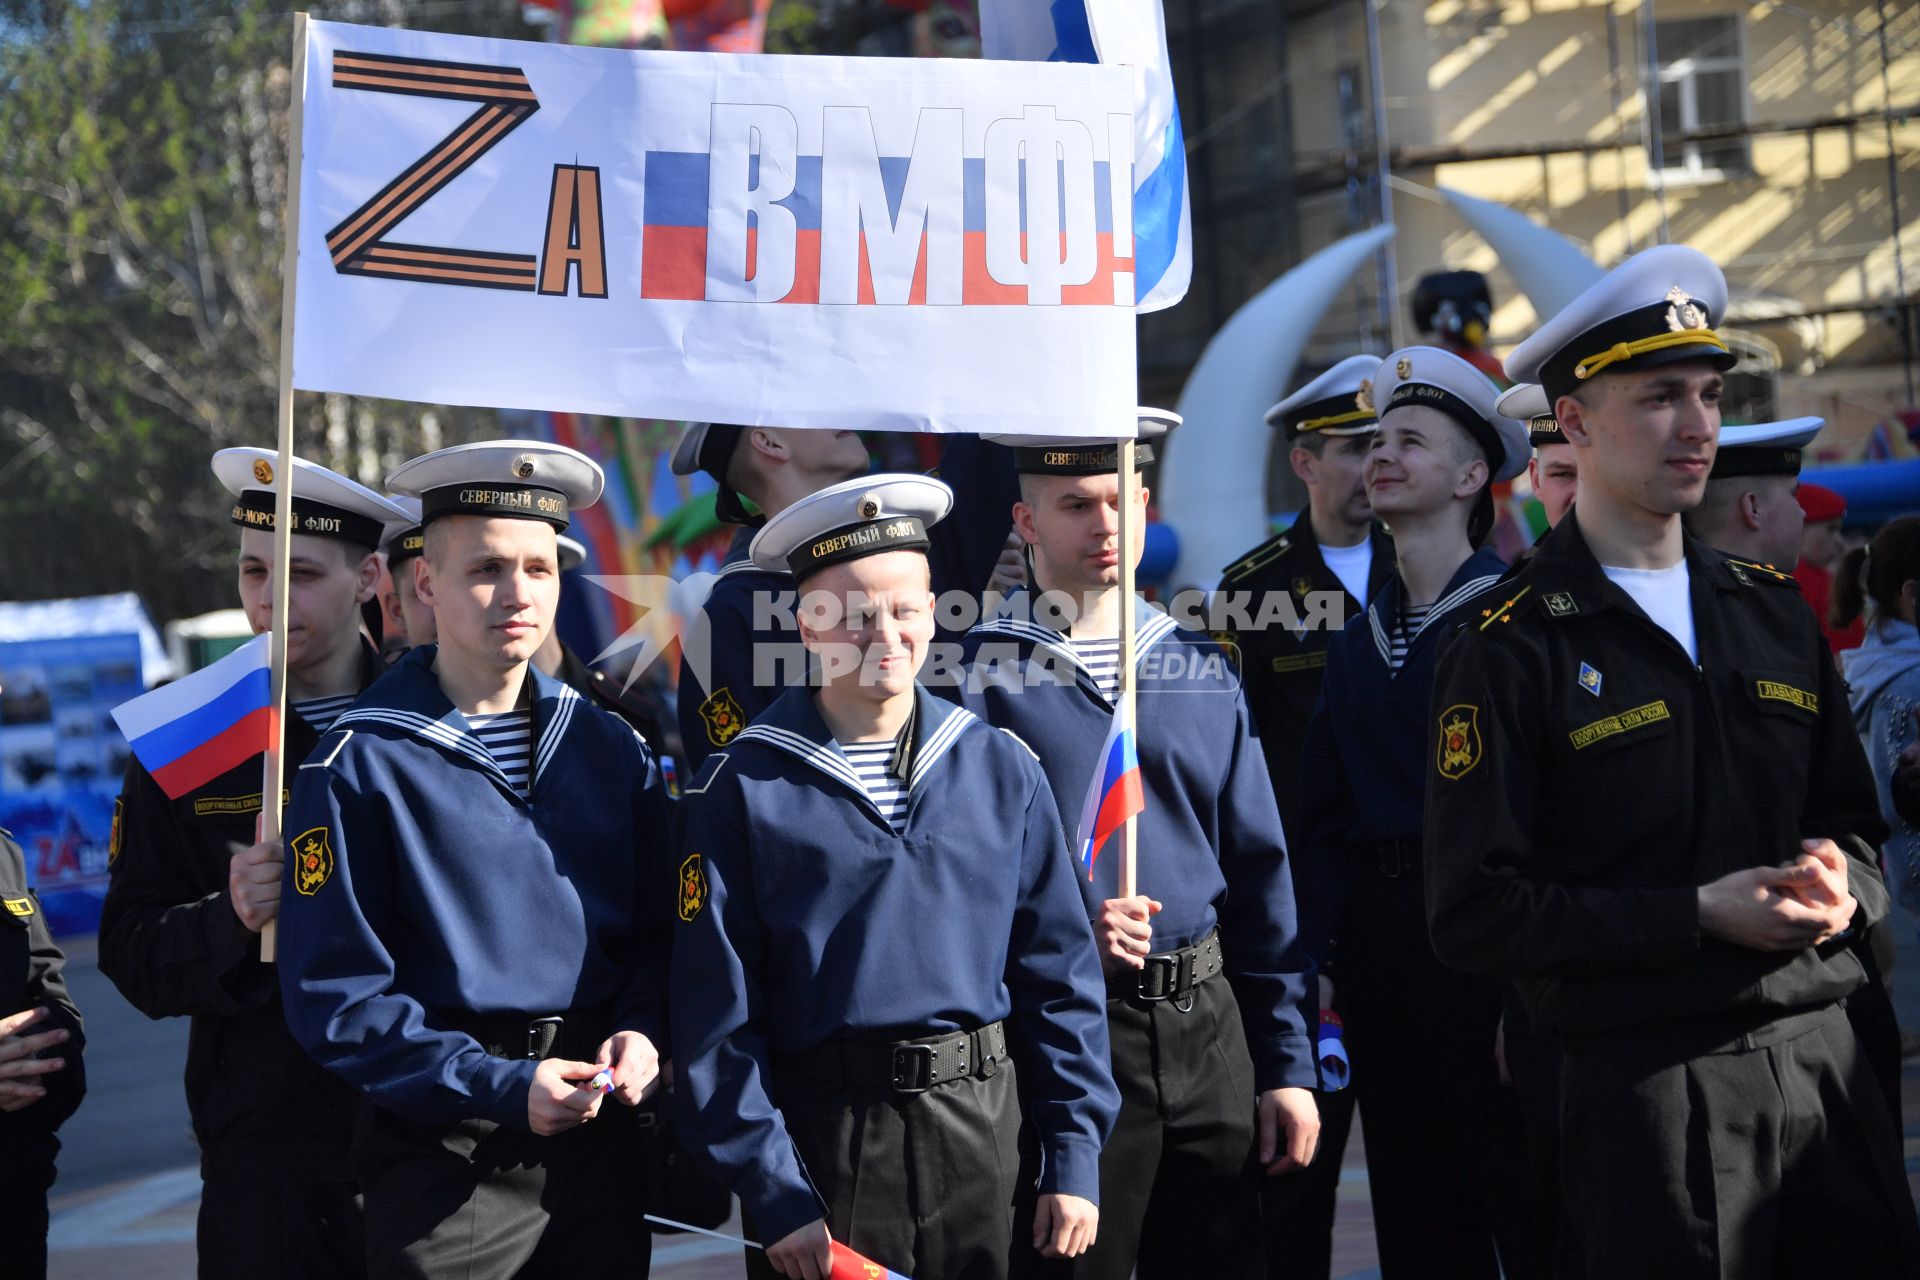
291, 20, 1139, 436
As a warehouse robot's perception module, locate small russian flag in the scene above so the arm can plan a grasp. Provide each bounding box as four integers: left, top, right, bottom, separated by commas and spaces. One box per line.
111, 634, 276, 800
830, 1241, 911, 1279
1073, 701, 1145, 880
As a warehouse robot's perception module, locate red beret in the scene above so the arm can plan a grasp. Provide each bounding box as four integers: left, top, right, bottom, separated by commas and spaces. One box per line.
1795, 482, 1847, 524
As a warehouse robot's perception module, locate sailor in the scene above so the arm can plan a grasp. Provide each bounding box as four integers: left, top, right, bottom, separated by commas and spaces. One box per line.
276, 440, 675, 1278
1497, 382, 1580, 531
101, 448, 407, 1278
1213, 356, 1387, 1280
530, 534, 673, 758
673, 473, 1116, 1280
377, 496, 435, 653
669, 422, 869, 768
1427, 244, 1919, 1276
946, 415, 1321, 1279
1296, 348, 1549, 1279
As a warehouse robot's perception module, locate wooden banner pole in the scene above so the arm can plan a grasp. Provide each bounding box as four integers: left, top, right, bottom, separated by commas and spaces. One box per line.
259, 11, 311, 964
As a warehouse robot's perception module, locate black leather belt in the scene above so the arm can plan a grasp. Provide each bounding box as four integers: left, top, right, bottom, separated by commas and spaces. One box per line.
1108, 928, 1223, 1003
1368, 839, 1422, 880
442, 1008, 608, 1062
779, 1022, 1007, 1096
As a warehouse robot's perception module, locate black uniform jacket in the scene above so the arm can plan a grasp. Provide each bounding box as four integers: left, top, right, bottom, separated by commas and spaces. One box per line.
98, 643, 383, 1181
1, 830, 86, 1150
1215, 516, 1393, 830
1424, 515, 1890, 1046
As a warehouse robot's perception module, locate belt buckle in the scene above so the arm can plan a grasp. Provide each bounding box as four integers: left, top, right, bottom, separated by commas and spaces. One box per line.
1138, 953, 1179, 1002
890, 1043, 936, 1094
526, 1015, 563, 1060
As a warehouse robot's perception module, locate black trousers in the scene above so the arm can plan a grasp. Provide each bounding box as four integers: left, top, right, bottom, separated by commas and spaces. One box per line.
1559, 1004, 1920, 1279
1056, 976, 1263, 1280
1501, 997, 1568, 1276
1257, 1084, 1356, 1280
1342, 870, 1551, 1280
197, 1173, 366, 1280
351, 1101, 651, 1280
744, 1057, 1025, 1280
0, 1133, 57, 1280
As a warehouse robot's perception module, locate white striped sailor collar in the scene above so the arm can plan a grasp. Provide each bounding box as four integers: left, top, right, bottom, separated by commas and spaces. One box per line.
1365, 549, 1507, 671
325, 645, 585, 801
732, 683, 979, 822
714, 525, 789, 580
970, 587, 1181, 702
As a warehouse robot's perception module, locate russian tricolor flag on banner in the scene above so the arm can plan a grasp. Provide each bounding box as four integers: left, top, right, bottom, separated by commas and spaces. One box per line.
1074, 700, 1145, 879
981, 0, 1192, 313
830, 1241, 910, 1279
110, 634, 275, 800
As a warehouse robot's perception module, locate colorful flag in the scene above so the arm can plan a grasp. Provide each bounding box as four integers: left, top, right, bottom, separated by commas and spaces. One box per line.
1073, 699, 1144, 879
110, 634, 275, 800
830, 1240, 911, 1280
981, 0, 1192, 313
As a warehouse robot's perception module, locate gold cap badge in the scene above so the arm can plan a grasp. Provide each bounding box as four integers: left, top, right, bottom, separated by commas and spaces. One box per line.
252, 459, 274, 485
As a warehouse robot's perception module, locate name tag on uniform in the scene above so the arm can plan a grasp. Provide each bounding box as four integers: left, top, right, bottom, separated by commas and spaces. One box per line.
1754, 680, 1817, 713
1271, 652, 1329, 674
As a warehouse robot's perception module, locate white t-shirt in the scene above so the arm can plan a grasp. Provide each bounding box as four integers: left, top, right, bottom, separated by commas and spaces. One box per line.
1602, 561, 1697, 661
1320, 538, 1374, 603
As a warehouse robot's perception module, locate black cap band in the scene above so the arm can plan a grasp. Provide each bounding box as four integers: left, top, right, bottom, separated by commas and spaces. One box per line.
1539, 297, 1736, 403
232, 491, 384, 549
1529, 415, 1567, 448
384, 526, 426, 565
1710, 446, 1802, 480
421, 484, 569, 530
1008, 443, 1156, 475
1285, 392, 1377, 439
786, 517, 930, 580
1383, 383, 1504, 471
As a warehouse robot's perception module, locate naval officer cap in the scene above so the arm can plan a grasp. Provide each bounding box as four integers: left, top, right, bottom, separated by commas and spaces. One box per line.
385, 440, 604, 532
670, 421, 761, 526
1494, 383, 1565, 449
212, 447, 412, 551
1505, 244, 1737, 404
1710, 417, 1824, 480
984, 408, 1181, 474
750, 473, 954, 582
1265, 355, 1383, 439
1372, 346, 1530, 483
381, 496, 426, 568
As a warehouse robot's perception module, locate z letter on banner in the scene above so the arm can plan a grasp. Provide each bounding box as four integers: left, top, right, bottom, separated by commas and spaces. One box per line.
292, 21, 1138, 436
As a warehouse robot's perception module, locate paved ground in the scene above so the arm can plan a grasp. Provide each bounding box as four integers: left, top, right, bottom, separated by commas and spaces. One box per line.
44, 923, 1920, 1279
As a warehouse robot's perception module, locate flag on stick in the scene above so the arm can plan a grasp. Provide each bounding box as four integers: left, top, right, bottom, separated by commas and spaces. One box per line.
111, 635, 275, 800
1074, 699, 1144, 880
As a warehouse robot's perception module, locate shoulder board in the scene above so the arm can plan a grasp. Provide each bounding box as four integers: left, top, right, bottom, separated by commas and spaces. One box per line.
997, 726, 1040, 761
299, 729, 354, 770
1475, 584, 1537, 632
1220, 534, 1289, 581
684, 751, 730, 796
1723, 557, 1797, 588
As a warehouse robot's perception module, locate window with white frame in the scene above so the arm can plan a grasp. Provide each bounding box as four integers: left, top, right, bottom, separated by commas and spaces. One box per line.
1652, 17, 1751, 177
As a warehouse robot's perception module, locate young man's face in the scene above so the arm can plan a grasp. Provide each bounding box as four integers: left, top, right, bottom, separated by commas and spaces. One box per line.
1528, 444, 1580, 529
416, 516, 559, 672
385, 561, 438, 646
1013, 471, 1149, 599
1560, 364, 1720, 518
1293, 433, 1374, 529
797, 551, 935, 701
1363, 406, 1485, 524
237, 529, 379, 675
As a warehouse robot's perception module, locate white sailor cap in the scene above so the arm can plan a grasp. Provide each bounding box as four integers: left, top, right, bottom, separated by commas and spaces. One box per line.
385, 440, 603, 532
670, 421, 762, 526
1493, 383, 1566, 449
380, 496, 426, 566
556, 534, 588, 573
212, 448, 412, 550
1372, 346, 1530, 482
1710, 417, 1824, 480
1505, 244, 1736, 403
984, 408, 1180, 474
1265, 355, 1383, 438
750, 473, 954, 581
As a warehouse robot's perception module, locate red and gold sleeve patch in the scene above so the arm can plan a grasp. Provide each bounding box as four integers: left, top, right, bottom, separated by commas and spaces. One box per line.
1436, 704, 1483, 781
292, 827, 335, 896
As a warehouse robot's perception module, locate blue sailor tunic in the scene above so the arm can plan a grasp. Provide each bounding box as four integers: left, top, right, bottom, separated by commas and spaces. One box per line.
677, 526, 804, 769
944, 593, 1317, 1092
277, 646, 674, 1127
672, 684, 1118, 1244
